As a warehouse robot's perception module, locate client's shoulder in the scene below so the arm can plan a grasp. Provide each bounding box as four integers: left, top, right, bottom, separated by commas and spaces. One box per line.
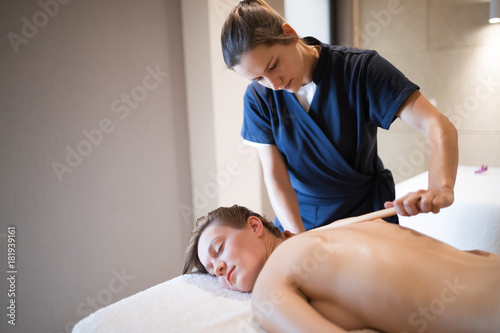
256, 232, 337, 286
272, 231, 324, 262
253, 235, 310, 297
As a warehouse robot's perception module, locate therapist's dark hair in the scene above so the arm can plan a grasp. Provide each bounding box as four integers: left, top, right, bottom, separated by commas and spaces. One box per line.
182, 204, 281, 275
221, 0, 303, 69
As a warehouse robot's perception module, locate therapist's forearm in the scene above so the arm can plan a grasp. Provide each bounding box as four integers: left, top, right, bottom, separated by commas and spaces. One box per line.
256, 145, 305, 233
426, 114, 458, 192
404, 91, 459, 192
395, 90, 459, 214
264, 175, 305, 233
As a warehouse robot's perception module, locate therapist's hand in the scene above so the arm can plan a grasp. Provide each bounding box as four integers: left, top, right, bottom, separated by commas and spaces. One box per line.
384, 188, 454, 216
281, 230, 297, 239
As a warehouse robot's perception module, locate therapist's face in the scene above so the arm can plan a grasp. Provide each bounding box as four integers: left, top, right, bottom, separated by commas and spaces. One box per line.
233, 40, 306, 93
197, 217, 268, 292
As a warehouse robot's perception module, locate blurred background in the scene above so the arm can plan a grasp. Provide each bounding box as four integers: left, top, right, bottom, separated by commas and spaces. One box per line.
0, 0, 499, 332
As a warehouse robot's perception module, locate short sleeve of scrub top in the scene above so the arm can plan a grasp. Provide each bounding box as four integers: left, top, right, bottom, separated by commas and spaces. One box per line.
241, 87, 276, 145
360, 51, 420, 129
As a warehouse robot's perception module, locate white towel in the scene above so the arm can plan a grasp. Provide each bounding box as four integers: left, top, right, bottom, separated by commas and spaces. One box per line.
73, 273, 380, 333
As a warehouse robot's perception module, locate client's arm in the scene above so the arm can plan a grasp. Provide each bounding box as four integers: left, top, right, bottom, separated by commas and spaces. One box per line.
252, 282, 348, 333
252, 237, 348, 333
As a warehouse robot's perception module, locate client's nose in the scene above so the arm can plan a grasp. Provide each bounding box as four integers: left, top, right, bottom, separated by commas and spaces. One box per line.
215, 261, 226, 277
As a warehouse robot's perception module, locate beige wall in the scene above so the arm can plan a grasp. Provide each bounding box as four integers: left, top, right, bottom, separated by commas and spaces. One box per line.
181, 0, 284, 222
357, 0, 500, 183
0, 1, 191, 332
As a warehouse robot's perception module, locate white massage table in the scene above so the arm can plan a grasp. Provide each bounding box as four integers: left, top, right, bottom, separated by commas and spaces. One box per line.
72, 273, 377, 333
73, 166, 500, 332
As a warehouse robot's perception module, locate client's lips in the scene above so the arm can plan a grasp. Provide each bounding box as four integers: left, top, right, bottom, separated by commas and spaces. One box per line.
226, 267, 235, 284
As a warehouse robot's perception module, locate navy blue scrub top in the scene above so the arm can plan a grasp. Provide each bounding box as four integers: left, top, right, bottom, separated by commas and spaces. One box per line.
241, 37, 419, 230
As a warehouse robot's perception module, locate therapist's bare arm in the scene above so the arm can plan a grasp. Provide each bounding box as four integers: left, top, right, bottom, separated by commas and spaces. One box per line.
257, 145, 306, 233
388, 90, 458, 216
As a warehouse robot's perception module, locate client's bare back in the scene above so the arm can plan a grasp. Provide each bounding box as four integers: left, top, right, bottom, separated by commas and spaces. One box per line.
253, 219, 500, 333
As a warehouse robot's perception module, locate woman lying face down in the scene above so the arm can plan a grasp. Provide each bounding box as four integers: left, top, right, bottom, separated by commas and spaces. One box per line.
183, 205, 500, 333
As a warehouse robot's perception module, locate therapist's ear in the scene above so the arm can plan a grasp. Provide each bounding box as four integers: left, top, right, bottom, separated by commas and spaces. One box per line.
247, 216, 264, 237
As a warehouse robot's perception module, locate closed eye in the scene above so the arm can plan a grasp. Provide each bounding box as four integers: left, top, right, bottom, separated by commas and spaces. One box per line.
252, 60, 278, 82
207, 242, 225, 276
217, 242, 224, 255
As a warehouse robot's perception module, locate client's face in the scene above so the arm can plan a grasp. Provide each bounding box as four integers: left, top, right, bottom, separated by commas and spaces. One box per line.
197, 219, 267, 292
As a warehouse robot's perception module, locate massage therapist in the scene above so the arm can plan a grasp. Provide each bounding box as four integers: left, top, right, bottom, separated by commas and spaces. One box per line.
221, 0, 458, 233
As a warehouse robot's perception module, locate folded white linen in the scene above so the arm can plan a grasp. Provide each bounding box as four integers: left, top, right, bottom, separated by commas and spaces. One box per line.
73, 273, 380, 333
